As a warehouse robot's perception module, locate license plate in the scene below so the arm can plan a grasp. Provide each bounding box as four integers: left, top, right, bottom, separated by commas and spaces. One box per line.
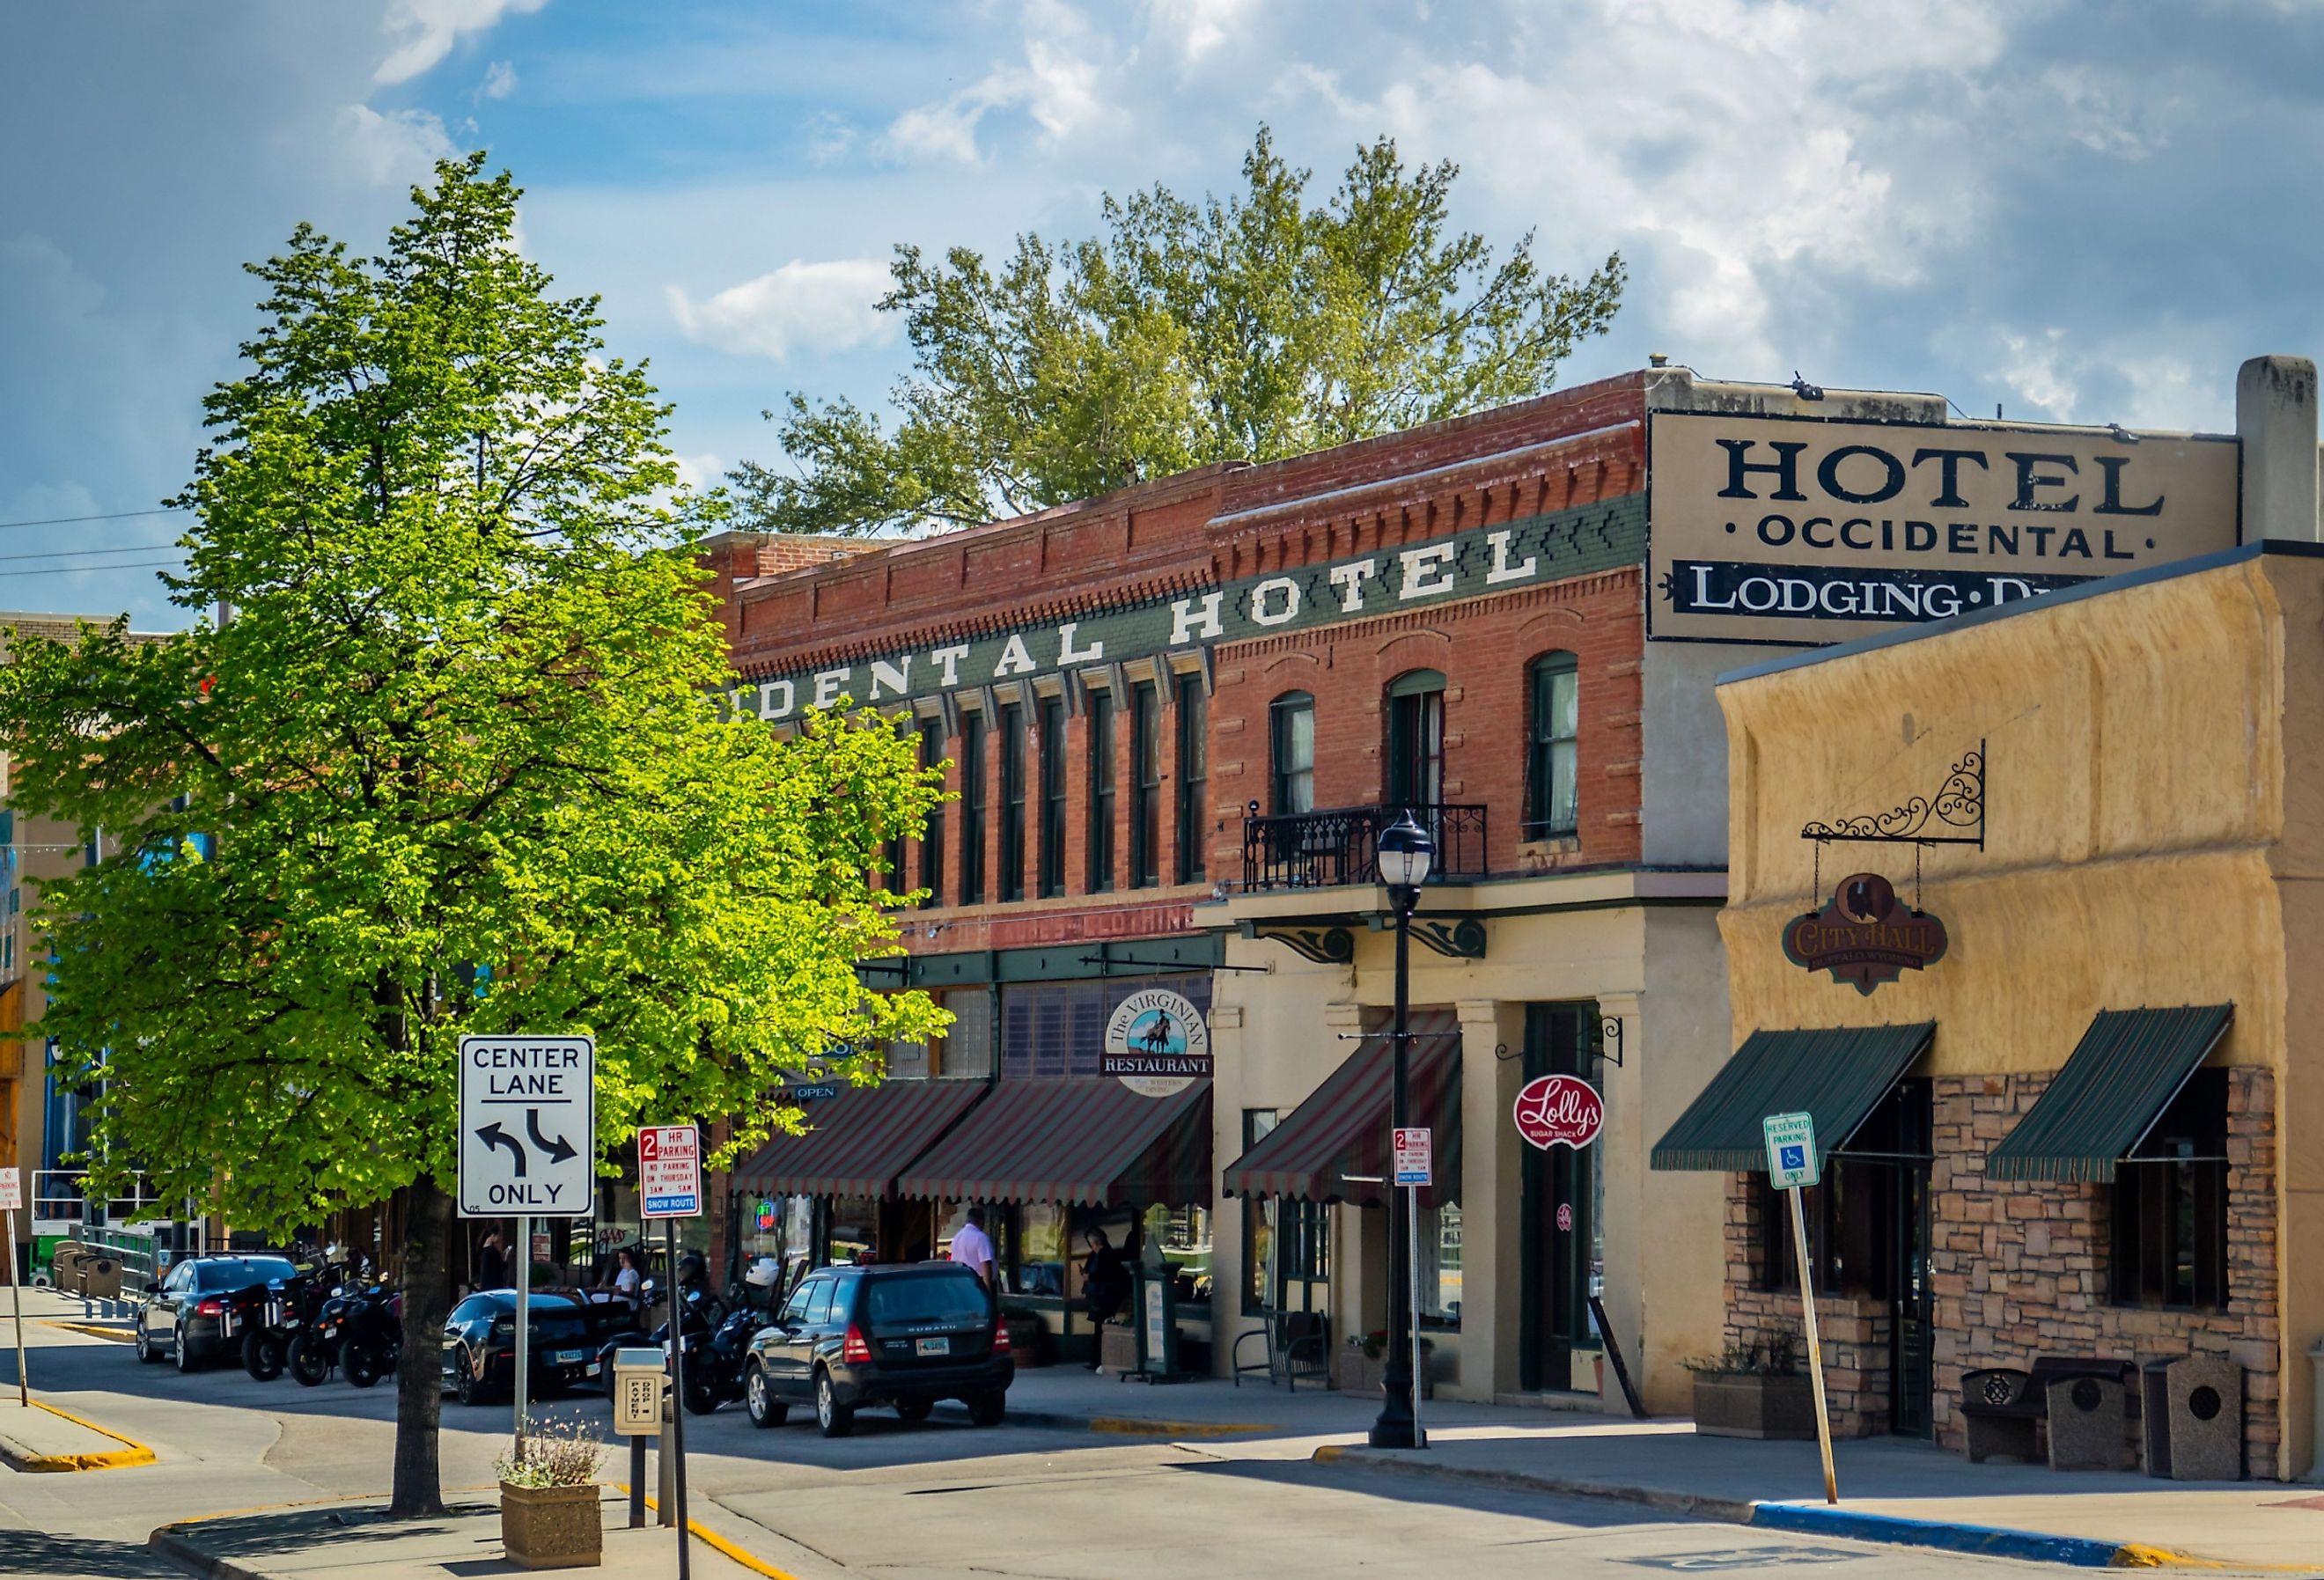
556, 1349, 586, 1364
915, 1336, 950, 1356
585, 1363, 600, 1377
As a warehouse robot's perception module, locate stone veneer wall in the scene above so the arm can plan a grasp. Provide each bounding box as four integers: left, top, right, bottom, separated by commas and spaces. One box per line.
1718, 1069, 2280, 1473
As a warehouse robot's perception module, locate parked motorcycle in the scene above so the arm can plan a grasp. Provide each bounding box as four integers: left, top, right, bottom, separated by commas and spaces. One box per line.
680, 1290, 776, 1415
337, 1285, 403, 1389
245, 1264, 345, 1382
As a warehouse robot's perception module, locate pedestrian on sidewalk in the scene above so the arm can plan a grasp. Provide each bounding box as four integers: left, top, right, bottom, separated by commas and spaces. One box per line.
950, 1205, 996, 1288
1081, 1227, 1129, 1370
474, 1228, 508, 1291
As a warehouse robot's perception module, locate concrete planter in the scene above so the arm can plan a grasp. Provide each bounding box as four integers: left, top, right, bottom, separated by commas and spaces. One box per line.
1004, 1316, 1051, 1368
1099, 1321, 1138, 1374
1692, 1372, 1817, 1440
499, 1481, 601, 1570
1335, 1349, 1435, 1400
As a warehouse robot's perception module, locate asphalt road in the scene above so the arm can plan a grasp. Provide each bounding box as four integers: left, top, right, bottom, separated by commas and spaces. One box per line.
0, 1295, 2131, 1579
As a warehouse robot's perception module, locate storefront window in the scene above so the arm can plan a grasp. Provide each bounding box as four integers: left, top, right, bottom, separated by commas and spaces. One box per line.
1144, 1202, 1212, 1312
1416, 1202, 1462, 1328
1008, 1202, 1069, 1297
825, 1195, 877, 1266
2112, 1069, 2227, 1310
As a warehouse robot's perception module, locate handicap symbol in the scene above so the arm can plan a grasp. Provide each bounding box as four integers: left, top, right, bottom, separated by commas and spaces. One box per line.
1779, 1144, 1806, 1172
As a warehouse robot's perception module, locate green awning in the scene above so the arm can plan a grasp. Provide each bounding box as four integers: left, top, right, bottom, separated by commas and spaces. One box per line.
1651, 1024, 1935, 1172
1986, 1005, 2233, 1184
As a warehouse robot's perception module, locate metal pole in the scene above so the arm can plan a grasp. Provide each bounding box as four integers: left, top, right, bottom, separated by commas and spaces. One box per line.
1370, 885, 1418, 1449
1789, 1186, 1839, 1504
6, 1209, 25, 1406
1407, 1182, 1425, 1449
628, 1436, 646, 1529
666, 1216, 691, 1580
513, 1216, 530, 1463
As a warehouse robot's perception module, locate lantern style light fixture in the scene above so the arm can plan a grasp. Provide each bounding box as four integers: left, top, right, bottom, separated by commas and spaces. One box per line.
1376, 811, 1436, 892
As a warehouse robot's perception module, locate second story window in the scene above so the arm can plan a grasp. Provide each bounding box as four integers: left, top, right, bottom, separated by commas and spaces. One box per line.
960, 711, 987, 904
1174, 673, 1207, 884
998, 702, 1026, 903
1269, 691, 1314, 813
1385, 669, 1445, 811
1039, 694, 1067, 899
1087, 689, 1116, 893
917, 716, 946, 908
1526, 652, 1579, 840
1130, 680, 1162, 888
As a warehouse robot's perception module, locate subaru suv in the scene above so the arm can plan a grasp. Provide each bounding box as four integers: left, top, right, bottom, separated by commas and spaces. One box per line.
742, 1261, 1011, 1437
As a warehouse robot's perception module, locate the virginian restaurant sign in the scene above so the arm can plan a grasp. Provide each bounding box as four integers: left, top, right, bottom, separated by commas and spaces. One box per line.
1647, 410, 2239, 644
722, 496, 1646, 720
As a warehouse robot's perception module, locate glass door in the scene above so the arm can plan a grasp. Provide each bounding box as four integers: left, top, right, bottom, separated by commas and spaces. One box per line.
1519, 1003, 1602, 1393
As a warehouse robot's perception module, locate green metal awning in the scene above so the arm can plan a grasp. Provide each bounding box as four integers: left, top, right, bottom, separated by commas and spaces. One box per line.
1651, 1024, 1935, 1172
1986, 1005, 2233, 1184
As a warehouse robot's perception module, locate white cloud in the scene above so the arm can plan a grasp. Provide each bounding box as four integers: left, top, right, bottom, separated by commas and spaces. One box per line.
666, 260, 899, 362
1144, 0, 1254, 64
375, 0, 549, 85
1996, 327, 2082, 422
482, 59, 518, 99
880, 0, 1113, 164
335, 105, 457, 188
673, 452, 725, 490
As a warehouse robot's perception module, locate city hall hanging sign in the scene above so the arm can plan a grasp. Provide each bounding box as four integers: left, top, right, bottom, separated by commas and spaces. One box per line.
1103, 988, 1211, 1098
1783, 872, 1950, 996
1647, 411, 2239, 645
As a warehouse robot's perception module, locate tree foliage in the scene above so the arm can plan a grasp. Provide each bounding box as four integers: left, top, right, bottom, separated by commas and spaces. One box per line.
0, 156, 942, 1515
732, 126, 1625, 535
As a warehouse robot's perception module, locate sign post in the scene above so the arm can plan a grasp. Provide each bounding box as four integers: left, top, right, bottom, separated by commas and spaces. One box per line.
1763, 1112, 1836, 1504
0, 1168, 23, 1407
639, 1124, 702, 1580
1393, 1127, 1432, 1450
458, 1035, 593, 1467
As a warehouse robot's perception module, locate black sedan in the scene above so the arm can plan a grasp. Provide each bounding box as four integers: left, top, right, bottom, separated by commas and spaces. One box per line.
440, 1291, 605, 1406
135, 1254, 299, 1371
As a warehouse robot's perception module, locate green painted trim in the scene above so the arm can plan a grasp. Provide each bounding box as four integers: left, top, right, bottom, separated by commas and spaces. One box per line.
859, 934, 1222, 990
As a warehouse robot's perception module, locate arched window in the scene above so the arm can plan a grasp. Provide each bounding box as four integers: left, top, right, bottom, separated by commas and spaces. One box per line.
1526, 652, 1579, 839
1385, 669, 1446, 810
1269, 691, 1315, 814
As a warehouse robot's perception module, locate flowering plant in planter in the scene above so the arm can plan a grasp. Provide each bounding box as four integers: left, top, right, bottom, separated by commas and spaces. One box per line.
1350, 1329, 1438, 1362
496, 1419, 607, 1570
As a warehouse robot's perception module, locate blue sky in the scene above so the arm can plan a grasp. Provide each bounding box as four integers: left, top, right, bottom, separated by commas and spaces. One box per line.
9, 0, 2324, 628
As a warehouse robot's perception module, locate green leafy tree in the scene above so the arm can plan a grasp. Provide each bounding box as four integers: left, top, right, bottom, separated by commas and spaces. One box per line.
732, 125, 1625, 534
0, 156, 942, 1516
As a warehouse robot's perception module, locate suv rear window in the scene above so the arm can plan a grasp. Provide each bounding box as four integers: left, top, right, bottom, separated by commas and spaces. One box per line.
197, 1258, 297, 1290
866, 1273, 990, 1328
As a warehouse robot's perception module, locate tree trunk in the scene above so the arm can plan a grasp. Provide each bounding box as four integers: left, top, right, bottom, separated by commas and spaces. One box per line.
391, 1173, 457, 1518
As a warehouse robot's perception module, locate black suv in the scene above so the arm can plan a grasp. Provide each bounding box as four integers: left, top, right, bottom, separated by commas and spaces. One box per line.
135, 1254, 300, 1371
742, 1262, 1011, 1437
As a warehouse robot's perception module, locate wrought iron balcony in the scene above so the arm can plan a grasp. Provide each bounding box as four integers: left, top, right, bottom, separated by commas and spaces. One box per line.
1239, 803, 1488, 892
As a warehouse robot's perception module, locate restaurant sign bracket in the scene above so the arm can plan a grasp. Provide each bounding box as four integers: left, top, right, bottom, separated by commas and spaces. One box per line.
1239, 914, 1489, 963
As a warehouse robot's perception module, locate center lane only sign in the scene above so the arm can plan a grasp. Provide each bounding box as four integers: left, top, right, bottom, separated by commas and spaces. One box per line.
458, 1035, 594, 1218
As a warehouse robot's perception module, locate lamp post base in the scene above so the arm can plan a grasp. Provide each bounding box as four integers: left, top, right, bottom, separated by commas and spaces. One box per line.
1367, 1415, 1419, 1449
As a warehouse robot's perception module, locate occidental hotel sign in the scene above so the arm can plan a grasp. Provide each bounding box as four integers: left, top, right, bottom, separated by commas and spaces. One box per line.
1647, 411, 2239, 644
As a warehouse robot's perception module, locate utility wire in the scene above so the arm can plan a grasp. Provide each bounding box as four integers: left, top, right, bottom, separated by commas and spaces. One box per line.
0, 541, 181, 565
0, 507, 188, 532
4, 560, 186, 579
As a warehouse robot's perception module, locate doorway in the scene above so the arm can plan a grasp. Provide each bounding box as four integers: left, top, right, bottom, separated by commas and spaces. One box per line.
1820, 1080, 1934, 1438
1385, 671, 1445, 812
1519, 1003, 1602, 1393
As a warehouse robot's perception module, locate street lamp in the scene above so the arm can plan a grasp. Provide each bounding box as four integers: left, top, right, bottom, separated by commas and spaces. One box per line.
1370, 810, 1434, 1450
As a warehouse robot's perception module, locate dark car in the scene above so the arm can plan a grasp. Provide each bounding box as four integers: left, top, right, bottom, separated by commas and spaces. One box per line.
135, 1254, 300, 1371
742, 1262, 1012, 1437
440, 1291, 605, 1406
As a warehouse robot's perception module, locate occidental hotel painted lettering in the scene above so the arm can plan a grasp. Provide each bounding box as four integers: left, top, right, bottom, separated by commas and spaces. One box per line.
1646, 410, 2240, 645
724, 496, 1646, 721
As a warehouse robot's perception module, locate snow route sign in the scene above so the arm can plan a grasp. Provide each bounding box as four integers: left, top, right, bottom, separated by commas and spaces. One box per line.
458, 1035, 594, 1219
638, 1124, 703, 1219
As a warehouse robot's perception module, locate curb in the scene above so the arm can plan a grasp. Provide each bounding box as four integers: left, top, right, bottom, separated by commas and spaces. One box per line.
148, 1527, 265, 1580
929, 1400, 1281, 1437
43, 1320, 136, 1344
1310, 1447, 2281, 1571
0, 1400, 157, 1472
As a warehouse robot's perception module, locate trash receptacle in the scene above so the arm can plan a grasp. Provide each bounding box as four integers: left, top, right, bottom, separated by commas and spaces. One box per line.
2143, 1354, 2244, 1481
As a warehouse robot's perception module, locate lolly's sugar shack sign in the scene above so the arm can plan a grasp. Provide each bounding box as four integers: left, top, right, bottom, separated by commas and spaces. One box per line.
1783, 871, 1950, 996
1647, 410, 2239, 644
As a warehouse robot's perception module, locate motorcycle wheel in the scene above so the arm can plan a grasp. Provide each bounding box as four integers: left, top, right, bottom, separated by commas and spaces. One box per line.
341, 1338, 384, 1389
288, 1332, 331, 1387
681, 1371, 722, 1415
244, 1328, 284, 1382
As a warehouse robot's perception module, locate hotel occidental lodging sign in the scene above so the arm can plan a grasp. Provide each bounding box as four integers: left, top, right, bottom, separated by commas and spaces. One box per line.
1647, 410, 2239, 644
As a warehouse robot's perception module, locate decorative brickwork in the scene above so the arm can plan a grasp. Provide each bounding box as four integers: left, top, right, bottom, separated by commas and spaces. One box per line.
1718, 1069, 2280, 1473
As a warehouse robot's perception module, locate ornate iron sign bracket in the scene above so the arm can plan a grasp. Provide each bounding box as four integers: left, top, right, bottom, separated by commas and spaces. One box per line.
1408, 918, 1489, 960
1801, 739, 1985, 850
1236, 921, 1356, 965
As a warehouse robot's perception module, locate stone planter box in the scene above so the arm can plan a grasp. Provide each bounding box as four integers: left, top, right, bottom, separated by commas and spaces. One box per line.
1099, 1321, 1138, 1374
500, 1481, 602, 1570
1004, 1315, 1051, 1368
1693, 1372, 1817, 1440
1335, 1349, 1435, 1400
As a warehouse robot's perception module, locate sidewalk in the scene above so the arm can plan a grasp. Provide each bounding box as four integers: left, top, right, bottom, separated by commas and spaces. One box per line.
0, 1395, 154, 1471
151, 1495, 803, 1580
938, 1360, 1528, 1436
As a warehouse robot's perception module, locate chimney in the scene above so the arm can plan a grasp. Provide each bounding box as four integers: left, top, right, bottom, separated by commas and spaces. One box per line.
2235, 355, 2320, 540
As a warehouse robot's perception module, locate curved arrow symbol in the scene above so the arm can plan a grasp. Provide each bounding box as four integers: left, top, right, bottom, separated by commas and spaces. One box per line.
474, 1121, 528, 1176
525, 1108, 577, 1165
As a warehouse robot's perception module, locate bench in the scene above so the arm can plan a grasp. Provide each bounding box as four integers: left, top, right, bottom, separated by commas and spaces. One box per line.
1959, 1357, 2135, 1470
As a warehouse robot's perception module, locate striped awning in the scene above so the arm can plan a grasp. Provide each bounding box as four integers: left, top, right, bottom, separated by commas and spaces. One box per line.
730, 1080, 990, 1199
894, 1078, 1212, 1208
1987, 1005, 2233, 1183
1651, 1023, 1934, 1172
1220, 1010, 1461, 1209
